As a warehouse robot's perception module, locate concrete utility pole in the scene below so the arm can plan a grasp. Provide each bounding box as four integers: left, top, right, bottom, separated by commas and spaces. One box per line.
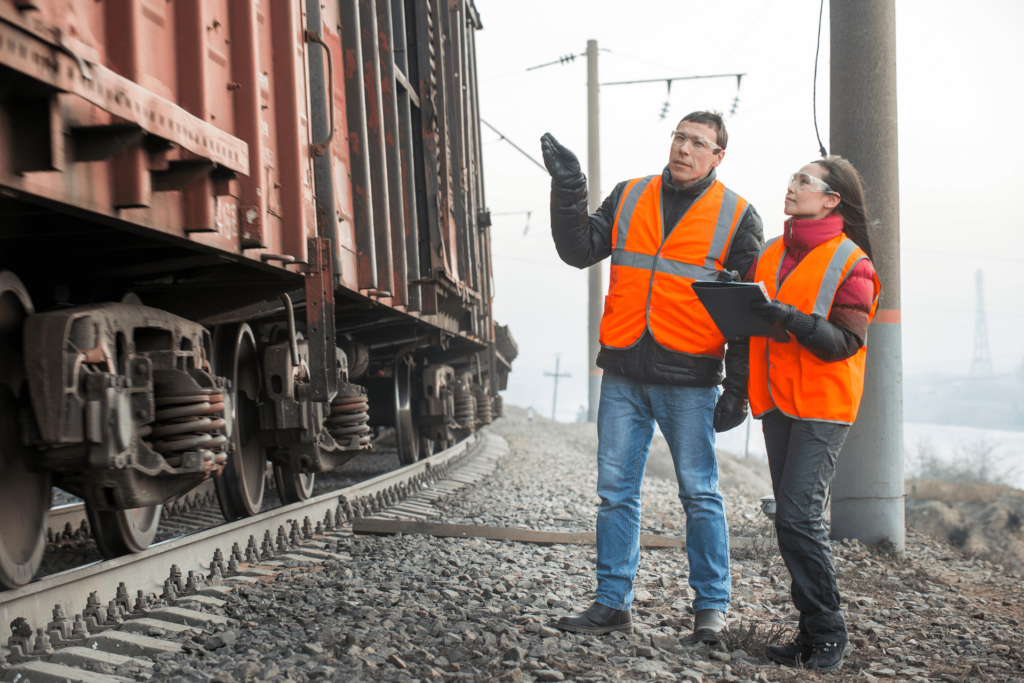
586, 39, 603, 423
545, 355, 571, 421
829, 0, 905, 553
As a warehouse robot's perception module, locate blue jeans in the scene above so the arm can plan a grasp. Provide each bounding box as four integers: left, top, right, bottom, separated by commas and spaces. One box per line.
594, 373, 731, 613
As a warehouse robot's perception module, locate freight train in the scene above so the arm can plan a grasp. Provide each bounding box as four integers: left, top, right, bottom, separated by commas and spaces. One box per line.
0, 0, 514, 589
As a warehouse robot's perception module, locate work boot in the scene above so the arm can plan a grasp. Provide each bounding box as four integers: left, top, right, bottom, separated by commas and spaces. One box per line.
766, 640, 814, 667
804, 642, 845, 671
690, 609, 727, 643
553, 601, 632, 635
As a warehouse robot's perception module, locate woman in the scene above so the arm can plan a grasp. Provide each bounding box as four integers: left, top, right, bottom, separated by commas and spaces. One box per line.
746, 155, 880, 672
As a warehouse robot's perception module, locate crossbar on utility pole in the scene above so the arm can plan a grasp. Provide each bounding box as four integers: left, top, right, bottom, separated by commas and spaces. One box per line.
829, 0, 905, 554
587, 39, 602, 423
583, 50, 741, 423
544, 355, 571, 421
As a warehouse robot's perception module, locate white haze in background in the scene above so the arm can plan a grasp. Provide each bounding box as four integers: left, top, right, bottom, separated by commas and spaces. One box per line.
476, 0, 1024, 427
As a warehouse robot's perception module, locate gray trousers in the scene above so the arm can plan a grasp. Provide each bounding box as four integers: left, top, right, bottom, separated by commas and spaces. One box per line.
763, 411, 849, 645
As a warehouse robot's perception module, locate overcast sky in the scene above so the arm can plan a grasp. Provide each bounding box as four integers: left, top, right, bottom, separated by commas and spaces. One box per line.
474, 0, 1024, 422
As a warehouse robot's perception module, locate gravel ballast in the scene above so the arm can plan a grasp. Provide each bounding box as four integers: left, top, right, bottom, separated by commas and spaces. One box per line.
9, 406, 1024, 683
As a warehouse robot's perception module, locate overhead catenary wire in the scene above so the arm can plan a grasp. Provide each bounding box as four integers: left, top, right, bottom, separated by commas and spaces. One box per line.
812, 0, 828, 158
480, 120, 546, 171
525, 52, 587, 72
491, 210, 534, 236
601, 73, 745, 87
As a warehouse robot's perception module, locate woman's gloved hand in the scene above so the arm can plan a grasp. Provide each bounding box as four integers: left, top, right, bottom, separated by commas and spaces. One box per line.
750, 300, 797, 327
541, 133, 582, 184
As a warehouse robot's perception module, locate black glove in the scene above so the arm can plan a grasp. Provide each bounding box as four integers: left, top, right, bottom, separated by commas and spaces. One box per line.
716, 269, 741, 283
750, 299, 797, 327
714, 386, 748, 433
541, 133, 582, 184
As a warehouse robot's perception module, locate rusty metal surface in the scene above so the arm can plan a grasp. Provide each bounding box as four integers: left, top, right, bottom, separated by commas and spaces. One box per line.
376, 0, 409, 307
358, 0, 395, 297
0, 0, 496, 312
0, 18, 248, 174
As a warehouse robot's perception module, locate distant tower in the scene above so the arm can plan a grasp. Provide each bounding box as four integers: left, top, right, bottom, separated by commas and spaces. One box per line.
971, 269, 994, 376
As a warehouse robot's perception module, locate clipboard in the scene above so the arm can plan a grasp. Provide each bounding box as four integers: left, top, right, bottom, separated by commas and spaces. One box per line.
692, 281, 791, 342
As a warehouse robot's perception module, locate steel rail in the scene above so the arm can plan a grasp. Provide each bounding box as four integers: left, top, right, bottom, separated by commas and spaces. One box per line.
1, 431, 500, 634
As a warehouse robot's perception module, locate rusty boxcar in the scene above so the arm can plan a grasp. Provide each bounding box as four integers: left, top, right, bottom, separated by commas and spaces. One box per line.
0, 0, 513, 588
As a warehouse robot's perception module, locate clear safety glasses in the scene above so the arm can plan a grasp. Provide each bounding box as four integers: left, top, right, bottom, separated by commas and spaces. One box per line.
669, 130, 722, 154
788, 172, 837, 194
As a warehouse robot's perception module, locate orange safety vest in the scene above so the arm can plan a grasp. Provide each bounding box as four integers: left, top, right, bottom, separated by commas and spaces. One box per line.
749, 233, 881, 424
600, 175, 750, 358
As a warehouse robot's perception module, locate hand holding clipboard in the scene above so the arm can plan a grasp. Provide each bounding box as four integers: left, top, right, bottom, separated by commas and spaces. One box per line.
692, 281, 791, 342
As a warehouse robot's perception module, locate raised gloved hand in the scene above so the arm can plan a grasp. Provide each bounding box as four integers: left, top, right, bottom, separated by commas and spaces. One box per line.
541, 133, 582, 184
713, 386, 748, 433
750, 299, 797, 327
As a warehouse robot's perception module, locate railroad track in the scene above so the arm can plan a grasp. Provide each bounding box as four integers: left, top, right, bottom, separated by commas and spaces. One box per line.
0, 431, 508, 680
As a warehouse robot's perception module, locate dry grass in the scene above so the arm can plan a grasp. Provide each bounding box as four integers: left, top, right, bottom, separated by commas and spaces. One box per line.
720, 620, 796, 663
906, 478, 1024, 503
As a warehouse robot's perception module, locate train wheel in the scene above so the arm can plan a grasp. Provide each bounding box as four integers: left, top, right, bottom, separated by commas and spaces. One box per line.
213, 323, 267, 520
0, 272, 50, 589
88, 505, 163, 557
395, 358, 422, 466
273, 465, 314, 504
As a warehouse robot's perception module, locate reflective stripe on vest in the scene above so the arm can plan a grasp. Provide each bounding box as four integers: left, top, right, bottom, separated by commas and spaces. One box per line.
600, 176, 749, 357
748, 234, 880, 424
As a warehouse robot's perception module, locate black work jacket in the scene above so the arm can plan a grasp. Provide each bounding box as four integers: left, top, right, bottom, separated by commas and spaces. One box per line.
550, 165, 764, 391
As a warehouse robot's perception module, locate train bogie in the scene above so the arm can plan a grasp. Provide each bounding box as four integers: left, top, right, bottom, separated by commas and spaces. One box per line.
24, 302, 231, 509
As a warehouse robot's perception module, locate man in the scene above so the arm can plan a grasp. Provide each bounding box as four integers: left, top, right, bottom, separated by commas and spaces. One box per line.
542, 111, 763, 640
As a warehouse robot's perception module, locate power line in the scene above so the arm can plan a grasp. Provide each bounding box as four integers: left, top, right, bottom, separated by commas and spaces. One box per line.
491, 211, 533, 235
601, 73, 745, 87
812, 0, 828, 158
602, 72, 745, 120
480, 120, 546, 171
525, 52, 587, 72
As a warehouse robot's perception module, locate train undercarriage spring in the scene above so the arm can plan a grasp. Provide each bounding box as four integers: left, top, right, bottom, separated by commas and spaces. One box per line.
453, 389, 477, 431
327, 390, 371, 449
143, 392, 229, 467
471, 385, 493, 426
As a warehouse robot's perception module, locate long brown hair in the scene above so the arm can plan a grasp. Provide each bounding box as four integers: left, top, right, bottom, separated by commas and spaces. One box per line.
811, 155, 874, 260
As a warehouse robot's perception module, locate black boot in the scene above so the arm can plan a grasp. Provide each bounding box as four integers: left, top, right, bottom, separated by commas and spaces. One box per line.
804, 641, 845, 671
688, 609, 726, 643
554, 601, 632, 635
766, 640, 814, 667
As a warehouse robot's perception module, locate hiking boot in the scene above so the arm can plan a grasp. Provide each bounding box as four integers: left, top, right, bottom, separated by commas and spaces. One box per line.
766, 640, 813, 667
804, 641, 845, 671
553, 601, 632, 635
690, 609, 727, 643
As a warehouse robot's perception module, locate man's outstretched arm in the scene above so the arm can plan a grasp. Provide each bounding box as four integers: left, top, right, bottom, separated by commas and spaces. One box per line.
542, 133, 621, 269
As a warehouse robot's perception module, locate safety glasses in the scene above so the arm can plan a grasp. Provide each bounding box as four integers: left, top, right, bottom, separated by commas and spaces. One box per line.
669, 130, 722, 154
787, 172, 836, 195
